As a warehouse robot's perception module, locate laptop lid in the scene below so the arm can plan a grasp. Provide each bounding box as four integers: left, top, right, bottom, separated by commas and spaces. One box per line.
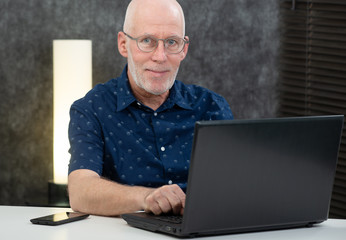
122, 115, 343, 237
182, 115, 343, 236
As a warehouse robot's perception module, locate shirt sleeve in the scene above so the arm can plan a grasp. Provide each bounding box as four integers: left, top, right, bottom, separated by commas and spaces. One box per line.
205, 93, 234, 121
68, 102, 105, 176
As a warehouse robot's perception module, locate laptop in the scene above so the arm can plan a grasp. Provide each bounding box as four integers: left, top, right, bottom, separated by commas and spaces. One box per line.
121, 115, 344, 237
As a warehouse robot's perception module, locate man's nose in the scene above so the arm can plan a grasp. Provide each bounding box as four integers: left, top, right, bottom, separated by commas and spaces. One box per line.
151, 40, 167, 62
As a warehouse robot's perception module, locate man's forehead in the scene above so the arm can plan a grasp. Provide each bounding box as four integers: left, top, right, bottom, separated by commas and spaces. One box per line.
129, 0, 180, 9
125, 0, 185, 35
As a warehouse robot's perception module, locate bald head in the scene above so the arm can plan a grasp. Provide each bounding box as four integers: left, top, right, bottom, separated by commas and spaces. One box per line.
123, 0, 185, 36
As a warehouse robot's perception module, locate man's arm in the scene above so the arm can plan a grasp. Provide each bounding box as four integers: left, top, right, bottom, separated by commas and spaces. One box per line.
68, 169, 186, 216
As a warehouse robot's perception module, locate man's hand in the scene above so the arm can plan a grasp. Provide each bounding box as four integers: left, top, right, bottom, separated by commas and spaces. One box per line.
143, 184, 186, 215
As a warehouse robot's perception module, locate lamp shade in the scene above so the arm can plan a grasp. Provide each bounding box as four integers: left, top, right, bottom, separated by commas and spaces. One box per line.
53, 40, 92, 184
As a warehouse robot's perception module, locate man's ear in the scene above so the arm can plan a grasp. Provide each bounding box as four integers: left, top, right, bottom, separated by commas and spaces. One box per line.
118, 32, 128, 58
180, 36, 189, 60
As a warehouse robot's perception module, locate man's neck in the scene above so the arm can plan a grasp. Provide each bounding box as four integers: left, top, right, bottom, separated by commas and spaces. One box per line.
133, 89, 169, 111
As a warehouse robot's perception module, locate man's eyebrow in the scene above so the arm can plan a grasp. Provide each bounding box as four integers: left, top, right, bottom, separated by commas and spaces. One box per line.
141, 33, 183, 38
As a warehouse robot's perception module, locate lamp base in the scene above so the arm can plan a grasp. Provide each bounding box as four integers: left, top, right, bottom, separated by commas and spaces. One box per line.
48, 181, 70, 207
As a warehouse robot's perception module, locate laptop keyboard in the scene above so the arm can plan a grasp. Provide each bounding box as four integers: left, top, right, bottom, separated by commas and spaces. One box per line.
153, 215, 183, 224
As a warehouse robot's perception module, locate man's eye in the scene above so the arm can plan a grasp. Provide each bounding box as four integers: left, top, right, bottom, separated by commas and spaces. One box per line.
141, 37, 154, 45
167, 39, 178, 46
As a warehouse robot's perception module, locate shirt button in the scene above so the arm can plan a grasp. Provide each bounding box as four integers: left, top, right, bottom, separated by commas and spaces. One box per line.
137, 102, 141, 106
161, 146, 165, 152
168, 180, 173, 185
154, 112, 157, 116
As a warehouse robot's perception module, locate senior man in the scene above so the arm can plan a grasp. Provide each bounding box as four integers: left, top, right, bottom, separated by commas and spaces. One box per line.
68, 0, 233, 216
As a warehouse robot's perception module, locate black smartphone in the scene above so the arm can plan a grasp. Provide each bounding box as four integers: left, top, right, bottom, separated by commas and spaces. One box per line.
30, 212, 89, 226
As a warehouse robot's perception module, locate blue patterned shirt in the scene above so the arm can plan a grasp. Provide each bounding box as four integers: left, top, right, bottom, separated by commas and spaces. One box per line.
68, 66, 233, 191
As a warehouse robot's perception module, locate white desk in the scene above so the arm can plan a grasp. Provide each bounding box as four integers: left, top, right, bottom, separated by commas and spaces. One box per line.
1, 205, 346, 240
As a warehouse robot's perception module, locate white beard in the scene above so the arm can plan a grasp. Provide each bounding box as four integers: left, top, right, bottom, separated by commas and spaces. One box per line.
127, 50, 178, 96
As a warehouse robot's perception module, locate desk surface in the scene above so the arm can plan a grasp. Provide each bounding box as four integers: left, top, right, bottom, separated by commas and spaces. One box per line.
1, 205, 346, 240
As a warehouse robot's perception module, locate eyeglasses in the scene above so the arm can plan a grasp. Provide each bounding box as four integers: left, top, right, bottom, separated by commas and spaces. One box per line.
123, 32, 189, 54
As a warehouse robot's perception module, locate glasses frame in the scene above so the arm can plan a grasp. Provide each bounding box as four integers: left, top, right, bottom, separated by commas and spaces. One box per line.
123, 32, 189, 54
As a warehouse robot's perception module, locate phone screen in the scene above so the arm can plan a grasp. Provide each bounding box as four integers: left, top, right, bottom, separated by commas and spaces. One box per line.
30, 212, 89, 225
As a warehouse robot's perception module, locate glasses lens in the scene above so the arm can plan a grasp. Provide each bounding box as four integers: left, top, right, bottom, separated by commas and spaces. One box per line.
137, 36, 157, 52
165, 37, 184, 53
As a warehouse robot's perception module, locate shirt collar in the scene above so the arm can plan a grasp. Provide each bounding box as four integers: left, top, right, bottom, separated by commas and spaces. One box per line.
165, 81, 193, 111
115, 66, 137, 112
115, 65, 193, 112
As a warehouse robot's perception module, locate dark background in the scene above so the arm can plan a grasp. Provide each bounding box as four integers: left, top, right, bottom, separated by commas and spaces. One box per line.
0, 0, 280, 206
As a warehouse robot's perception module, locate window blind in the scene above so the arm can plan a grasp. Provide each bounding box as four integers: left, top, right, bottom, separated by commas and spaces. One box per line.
278, 0, 346, 218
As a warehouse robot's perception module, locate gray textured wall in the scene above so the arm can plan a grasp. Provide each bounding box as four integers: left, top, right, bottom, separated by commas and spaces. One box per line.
0, 0, 280, 206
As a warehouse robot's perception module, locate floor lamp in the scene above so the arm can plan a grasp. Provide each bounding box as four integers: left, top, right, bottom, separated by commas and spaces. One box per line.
50, 40, 92, 206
